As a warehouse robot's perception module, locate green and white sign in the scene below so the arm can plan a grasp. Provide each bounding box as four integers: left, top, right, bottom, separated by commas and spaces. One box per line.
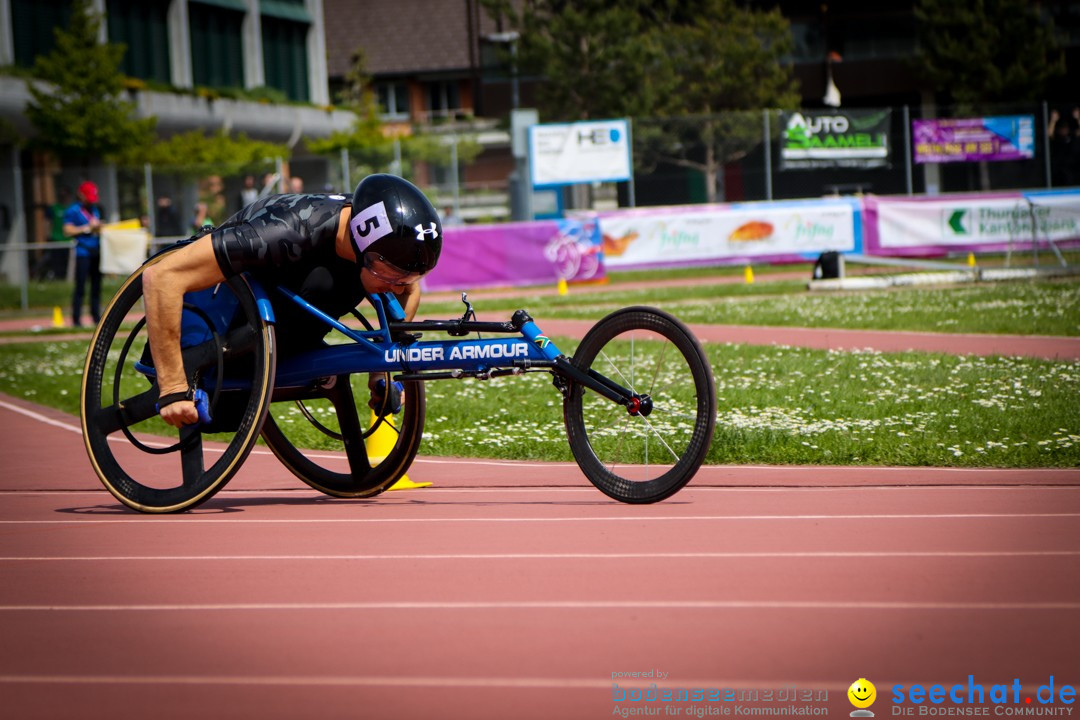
780, 110, 891, 170
876, 195, 1080, 248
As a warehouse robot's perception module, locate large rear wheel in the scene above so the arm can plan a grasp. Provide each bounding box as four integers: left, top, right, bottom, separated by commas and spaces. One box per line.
80, 247, 276, 513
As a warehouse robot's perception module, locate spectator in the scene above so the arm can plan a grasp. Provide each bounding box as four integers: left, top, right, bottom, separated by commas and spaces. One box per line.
63, 181, 103, 327
37, 186, 72, 280
1048, 108, 1080, 187
192, 202, 214, 234
155, 196, 182, 237
259, 172, 280, 199
442, 206, 465, 226
238, 174, 258, 210
288, 175, 304, 194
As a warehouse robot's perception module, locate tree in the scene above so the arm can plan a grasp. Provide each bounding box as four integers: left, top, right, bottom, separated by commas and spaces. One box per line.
913, 0, 1066, 108
642, 0, 800, 202
482, 0, 800, 202
308, 48, 483, 185
24, 0, 155, 163
112, 130, 289, 177
913, 0, 1065, 190
307, 47, 395, 176
481, 0, 667, 121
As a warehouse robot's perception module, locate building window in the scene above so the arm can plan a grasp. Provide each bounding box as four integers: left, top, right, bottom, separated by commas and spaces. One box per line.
261, 16, 310, 102
376, 82, 410, 119
11, 0, 71, 69
106, 0, 170, 84
427, 80, 460, 120
189, 2, 245, 89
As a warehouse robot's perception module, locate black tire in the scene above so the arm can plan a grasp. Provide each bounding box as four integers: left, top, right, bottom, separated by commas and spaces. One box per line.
564, 307, 716, 503
261, 374, 425, 498
80, 247, 276, 513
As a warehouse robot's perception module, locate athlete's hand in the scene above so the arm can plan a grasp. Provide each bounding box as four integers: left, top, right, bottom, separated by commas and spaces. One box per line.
159, 399, 199, 428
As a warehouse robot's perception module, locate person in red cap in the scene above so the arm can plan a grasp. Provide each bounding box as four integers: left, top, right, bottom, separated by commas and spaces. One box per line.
63, 180, 103, 326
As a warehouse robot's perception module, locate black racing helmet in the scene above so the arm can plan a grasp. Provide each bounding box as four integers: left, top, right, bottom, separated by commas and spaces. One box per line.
349, 174, 442, 278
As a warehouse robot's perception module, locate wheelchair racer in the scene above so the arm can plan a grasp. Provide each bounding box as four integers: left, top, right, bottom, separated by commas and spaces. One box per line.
142, 174, 443, 429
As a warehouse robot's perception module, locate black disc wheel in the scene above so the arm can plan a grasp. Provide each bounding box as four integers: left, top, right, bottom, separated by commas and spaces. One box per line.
261, 372, 425, 498
564, 307, 716, 503
80, 248, 276, 513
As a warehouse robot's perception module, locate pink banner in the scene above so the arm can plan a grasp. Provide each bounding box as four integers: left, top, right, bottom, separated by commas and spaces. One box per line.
421, 219, 604, 292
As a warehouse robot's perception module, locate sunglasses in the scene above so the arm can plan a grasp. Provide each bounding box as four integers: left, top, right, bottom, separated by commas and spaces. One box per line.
363, 253, 422, 288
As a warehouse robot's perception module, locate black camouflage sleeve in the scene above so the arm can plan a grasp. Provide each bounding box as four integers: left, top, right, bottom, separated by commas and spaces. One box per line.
210, 195, 345, 278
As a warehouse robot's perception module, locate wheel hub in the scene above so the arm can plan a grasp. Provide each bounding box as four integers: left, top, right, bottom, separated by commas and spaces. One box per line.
627, 394, 653, 417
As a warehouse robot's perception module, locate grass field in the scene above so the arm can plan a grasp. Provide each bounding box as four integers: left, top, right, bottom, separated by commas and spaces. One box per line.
3, 334, 1076, 468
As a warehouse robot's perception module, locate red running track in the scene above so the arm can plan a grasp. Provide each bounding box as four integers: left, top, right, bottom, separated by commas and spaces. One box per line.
1, 394, 1078, 719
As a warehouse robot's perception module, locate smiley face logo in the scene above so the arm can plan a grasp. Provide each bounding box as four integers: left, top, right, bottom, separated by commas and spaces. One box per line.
848, 678, 877, 709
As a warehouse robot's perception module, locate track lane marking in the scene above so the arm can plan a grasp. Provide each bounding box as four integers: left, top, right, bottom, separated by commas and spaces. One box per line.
1, 600, 1078, 611
0, 675, 1060, 693
2, 512, 1079, 524
2, 550, 1078, 561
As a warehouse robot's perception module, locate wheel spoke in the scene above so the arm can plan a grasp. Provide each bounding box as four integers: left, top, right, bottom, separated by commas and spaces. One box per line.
647, 341, 671, 397
598, 348, 637, 394
637, 415, 682, 464
178, 426, 204, 487
95, 388, 159, 435
606, 412, 631, 475
330, 375, 372, 477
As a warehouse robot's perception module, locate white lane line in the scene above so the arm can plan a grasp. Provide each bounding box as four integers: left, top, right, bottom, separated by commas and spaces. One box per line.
2, 550, 1078, 561
0, 600, 1077, 611
0, 675, 837, 690
0, 674, 1061, 695
2, 512, 1079, 524
6, 485, 1080, 496
0, 399, 82, 435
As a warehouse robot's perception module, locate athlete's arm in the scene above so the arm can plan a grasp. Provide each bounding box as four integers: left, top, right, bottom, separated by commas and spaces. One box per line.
396, 282, 421, 322
141, 237, 227, 427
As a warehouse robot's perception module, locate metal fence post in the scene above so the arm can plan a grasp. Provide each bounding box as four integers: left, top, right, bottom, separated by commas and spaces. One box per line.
627, 117, 636, 207
903, 105, 913, 195
144, 162, 155, 236
1042, 101, 1052, 188
763, 109, 773, 201
450, 134, 460, 217
340, 147, 350, 192
12, 149, 28, 310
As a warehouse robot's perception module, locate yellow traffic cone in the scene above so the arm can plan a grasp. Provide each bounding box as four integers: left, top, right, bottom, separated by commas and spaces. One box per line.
967, 252, 976, 268
365, 409, 431, 491
52, 306, 64, 328
557, 277, 568, 296
744, 265, 755, 284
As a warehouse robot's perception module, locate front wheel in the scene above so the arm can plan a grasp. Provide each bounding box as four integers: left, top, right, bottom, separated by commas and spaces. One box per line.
564, 307, 716, 503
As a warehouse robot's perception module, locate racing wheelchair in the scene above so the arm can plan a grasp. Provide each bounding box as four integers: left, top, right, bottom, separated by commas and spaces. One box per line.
80, 243, 717, 513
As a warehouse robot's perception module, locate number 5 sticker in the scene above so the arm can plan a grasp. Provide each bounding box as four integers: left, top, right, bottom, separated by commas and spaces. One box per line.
349, 201, 393, 251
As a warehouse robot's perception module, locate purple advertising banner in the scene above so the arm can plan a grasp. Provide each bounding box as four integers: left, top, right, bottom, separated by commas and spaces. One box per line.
421, 218, 605, 292
913, 116, 1035, 164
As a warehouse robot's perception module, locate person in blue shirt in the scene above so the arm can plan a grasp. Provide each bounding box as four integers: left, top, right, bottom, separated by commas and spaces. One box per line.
63, 181, 103, 327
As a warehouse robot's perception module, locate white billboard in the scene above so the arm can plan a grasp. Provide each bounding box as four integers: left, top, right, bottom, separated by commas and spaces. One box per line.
597, 202, 856, 268
529, 119, 632, 187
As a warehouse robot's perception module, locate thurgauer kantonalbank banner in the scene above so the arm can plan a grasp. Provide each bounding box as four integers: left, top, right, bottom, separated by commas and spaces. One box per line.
780, 109, 891, 170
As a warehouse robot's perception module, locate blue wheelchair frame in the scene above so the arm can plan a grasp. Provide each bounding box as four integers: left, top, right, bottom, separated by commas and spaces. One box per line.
185, 276, 642, 412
